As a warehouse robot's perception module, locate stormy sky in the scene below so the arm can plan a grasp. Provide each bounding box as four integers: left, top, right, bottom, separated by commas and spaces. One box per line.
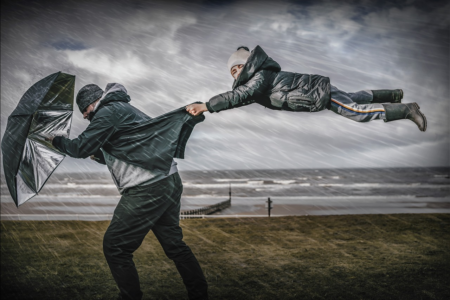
1, 0, 449, 173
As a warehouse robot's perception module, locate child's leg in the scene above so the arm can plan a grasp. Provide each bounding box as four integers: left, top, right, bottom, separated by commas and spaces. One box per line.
347, 89, 403, 104
347, 90, 373, 104
329, 85, 386, 122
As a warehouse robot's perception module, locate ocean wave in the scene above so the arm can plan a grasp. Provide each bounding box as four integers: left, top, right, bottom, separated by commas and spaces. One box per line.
3, 182, 448, 191
273, 180, 296, 184
434, 174, 449, 178
214, 179, 249, 182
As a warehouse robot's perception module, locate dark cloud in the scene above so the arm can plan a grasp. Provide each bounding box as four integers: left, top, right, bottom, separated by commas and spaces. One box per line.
48, 39, 87, 51
1, 0, 448, 172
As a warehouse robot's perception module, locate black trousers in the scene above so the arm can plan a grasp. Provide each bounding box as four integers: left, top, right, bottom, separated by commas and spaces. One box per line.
103, 173, 208, 300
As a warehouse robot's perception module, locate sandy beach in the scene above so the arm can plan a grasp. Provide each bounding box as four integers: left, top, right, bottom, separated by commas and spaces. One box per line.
1, 167, 449, 220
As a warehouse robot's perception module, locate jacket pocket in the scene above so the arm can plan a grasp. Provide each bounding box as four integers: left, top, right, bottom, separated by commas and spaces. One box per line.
287, 93, 314, 111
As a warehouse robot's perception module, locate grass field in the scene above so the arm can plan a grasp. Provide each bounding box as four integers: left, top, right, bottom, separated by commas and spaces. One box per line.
1, 214, 449, 300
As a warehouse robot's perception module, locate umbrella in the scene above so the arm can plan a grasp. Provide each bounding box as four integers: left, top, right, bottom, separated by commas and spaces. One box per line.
1, 71, 75, 207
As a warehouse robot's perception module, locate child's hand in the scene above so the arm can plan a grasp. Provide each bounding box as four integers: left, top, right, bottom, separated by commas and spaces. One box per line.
186, 103, 208, 116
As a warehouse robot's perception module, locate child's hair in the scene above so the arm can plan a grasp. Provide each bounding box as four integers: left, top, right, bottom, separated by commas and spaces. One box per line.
236, 46, 249, 51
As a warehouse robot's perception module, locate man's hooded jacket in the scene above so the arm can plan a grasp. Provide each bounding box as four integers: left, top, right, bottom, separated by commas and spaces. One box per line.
53, 83, 204, 176
206, 45, 331, 113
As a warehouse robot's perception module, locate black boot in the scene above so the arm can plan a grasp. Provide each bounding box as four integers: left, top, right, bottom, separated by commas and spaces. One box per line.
382, 103, 427, 132
372, 89, 403, 103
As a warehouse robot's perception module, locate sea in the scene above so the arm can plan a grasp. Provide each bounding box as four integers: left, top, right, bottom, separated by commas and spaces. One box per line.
1, 167, 449, 220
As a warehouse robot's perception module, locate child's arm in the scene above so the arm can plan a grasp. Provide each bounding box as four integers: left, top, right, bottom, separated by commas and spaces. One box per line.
207, 70, 271, 113
186, 70, 272, 116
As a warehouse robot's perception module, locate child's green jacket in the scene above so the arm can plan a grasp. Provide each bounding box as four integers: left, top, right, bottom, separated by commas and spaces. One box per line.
206, 45, 331, 113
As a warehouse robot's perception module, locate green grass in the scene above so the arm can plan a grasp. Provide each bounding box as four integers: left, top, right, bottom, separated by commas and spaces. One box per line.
1, 214, 450, 299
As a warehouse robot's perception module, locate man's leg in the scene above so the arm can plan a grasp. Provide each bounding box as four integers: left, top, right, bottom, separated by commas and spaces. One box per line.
152, 173, 208, 300
103, 176, 179, 300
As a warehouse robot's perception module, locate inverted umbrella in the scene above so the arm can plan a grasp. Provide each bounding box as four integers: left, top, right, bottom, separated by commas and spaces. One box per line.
1, 71, 75, 207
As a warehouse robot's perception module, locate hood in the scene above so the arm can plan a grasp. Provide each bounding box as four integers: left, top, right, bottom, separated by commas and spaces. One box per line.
232, 45, 281, 89
94, 83, 131, 111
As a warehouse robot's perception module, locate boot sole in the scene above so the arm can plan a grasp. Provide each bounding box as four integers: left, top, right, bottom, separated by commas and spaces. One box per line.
412, 103, 427, 132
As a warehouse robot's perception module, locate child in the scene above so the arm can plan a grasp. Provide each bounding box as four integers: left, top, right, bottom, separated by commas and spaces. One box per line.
186, 45, 426, 131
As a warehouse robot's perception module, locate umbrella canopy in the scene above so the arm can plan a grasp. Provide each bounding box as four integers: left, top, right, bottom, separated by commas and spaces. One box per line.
1, 72, 75, 207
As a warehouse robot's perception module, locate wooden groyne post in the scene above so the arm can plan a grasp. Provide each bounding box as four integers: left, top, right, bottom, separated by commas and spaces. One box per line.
180, 183, 232, 219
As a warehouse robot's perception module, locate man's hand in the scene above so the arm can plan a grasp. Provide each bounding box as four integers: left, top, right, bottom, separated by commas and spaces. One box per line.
90, 155, 99, 161
186, 103, 208, 116
44, 135, 55, 143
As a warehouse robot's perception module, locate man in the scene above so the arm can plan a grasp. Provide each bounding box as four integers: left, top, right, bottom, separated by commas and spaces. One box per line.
186, 45, 427, 131
49, 83, 208, 300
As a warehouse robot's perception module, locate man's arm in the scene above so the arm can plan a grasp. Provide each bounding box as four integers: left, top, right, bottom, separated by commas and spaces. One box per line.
52, 107, 116, 159
206, 70, 271, 113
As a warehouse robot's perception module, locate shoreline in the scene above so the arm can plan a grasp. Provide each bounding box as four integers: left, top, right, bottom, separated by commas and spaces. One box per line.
2, 195, 449, 220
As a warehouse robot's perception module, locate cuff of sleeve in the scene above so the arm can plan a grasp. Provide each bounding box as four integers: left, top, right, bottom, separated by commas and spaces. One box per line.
205, 101, 215, 113
52, 136, 64, 151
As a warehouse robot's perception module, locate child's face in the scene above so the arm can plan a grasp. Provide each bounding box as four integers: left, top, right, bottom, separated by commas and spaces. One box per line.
231, 64, 244, 80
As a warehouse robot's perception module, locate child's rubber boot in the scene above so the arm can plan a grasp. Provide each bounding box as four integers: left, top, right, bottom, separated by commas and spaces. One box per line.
382, 103, 427, 132
372, 89, 403, 103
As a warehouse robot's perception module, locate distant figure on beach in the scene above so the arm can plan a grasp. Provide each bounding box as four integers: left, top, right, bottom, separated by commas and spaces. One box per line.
48, 83, 208, 300
186, 45, 427, 131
